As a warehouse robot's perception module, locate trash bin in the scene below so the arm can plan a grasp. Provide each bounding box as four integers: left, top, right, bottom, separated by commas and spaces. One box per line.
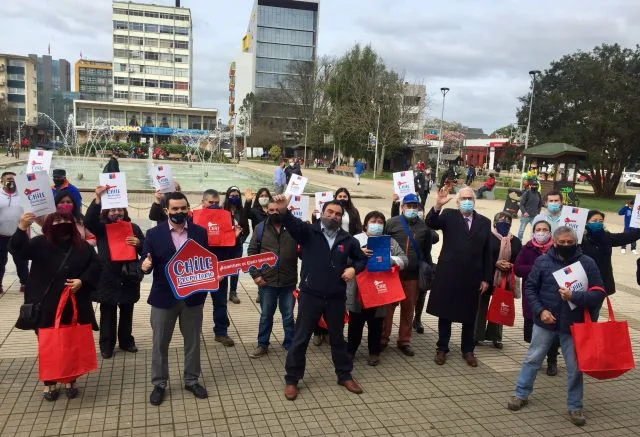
504, 188, 523, 216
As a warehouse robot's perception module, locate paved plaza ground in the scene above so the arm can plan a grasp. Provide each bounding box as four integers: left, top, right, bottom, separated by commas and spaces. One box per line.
0, 157, 639, 436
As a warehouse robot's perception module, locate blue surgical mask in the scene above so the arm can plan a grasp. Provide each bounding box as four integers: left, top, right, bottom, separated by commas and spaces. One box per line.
459, 200, 474, 214
403, 209, 419, 219
547, 203, 562, 213
586, 222, 604, 233
207, 203, 220, 209
495, 222, 511, 237
228, 197, 241, 206
367, 223, 384, 236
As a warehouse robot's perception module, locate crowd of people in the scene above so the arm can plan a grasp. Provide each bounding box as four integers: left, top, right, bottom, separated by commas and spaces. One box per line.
0, 162, 638, 427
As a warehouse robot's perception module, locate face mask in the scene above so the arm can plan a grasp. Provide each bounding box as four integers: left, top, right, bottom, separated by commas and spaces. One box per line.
530, 186, 538, 192
556, 244, 577, 260
547, 203, 562, 213
338, 199, 349, 208
533, 231, 551, 244
403, 209, 419, 219
495, 222, 511, 237
321, 216, 340, 231
53, 178, 65, 187
50, 222, 74, 241
367, 223, 384, 236
109, 214, 125, 222
268, 213, 281, 224
258, 197, 270, 207
586, 222, 604, 233
3, 181, 16, 192
228, 197, 241, 206
169, 212, 188, 224
57, 204, 74, 214
459, 200, 474, 214
207, 203, 220, 209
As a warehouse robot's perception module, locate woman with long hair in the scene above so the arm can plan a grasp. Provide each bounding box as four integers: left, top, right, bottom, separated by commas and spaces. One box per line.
222, 186, 250, 304
10, 211, 100, 400
243, 187, 273, 230
333, 187, 363, 235
84, 186, 145, 359
54, 191, 97, 246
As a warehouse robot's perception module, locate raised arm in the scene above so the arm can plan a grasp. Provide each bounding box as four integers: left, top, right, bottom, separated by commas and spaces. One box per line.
607, 228, 640, 247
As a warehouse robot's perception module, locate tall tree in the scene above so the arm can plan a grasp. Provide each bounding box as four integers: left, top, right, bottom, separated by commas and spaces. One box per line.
517, 43, 640, 197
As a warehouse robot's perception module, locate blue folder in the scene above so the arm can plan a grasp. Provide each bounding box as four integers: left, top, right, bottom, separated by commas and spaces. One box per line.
366, 235, 391, 272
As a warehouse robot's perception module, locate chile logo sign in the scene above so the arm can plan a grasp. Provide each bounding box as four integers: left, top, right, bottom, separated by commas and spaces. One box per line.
165, 239, 279, 299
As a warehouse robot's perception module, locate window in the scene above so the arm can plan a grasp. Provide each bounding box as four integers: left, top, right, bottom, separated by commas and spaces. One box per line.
110, 110, 125, 124
145, 51, 159, 61
129, 9, 143, 17
257, 5, 316, 31
145, 79, 158, 88
145, 93, 158, 102
145, 24, 159, 33
144, 11, 159, 18
256, 58, 305, 74
130, 50, 143, 60
127, 112, 140, 125
160, 94, 173, 103
174, 55, 188, 63
160, 80, 174, 89
130, 78, 143, 87
113, 8, 127, 15
159, 13, 172, 19
145, 37, 158, 47
175, 95, 189, 104
174, 41, 189, 49
188, 116, 201, 129
175, 69, 188, 77
143, 112, 156, 126
114, 90, 129, 99
114, 35, 128, 44
130, 36, 144, 46
159, 53, 173, 62
175, 81, 189, 90
256, 42, 313, 61
131, 92, 144, 101
159, 25, 174, 34
175, 26, 189, 35
113, 48, 128, 58
113, 20, 128, 30
94, 109, 108, 120
8, 74, 25, 81
8, 88, 25, 95
175, 14, 189, 21
117, 63, 127, 72
129, 22, 143, 31
114, 76, 128, 85
257, 27, 314, 46
158, 114, 171, 127
159, 39, 173, 49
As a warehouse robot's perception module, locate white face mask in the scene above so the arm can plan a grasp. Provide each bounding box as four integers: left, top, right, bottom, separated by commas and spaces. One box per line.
258, 197, 270, 206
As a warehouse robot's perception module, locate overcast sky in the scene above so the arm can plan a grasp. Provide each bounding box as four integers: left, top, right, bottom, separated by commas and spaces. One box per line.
3, 0, 640, 134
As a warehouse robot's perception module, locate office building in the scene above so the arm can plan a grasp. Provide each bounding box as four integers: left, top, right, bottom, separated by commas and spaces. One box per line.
28, 54, 71, 129
112, 1, 193, 107
75, 59, 113, 102
232, 0, 319, 133
0, 53, 38, 130
401, 83, 426, 141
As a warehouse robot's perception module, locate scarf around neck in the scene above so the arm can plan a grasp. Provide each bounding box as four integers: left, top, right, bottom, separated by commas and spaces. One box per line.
491, 230, 513, 289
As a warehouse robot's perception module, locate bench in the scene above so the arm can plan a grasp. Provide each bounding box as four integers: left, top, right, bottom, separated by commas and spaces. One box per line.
334, 165, 354, 177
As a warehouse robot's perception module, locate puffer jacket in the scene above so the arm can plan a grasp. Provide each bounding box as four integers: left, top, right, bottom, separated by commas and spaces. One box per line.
525, 246, 605, 333
247, 217, 298, 288
346, 233, 408, 316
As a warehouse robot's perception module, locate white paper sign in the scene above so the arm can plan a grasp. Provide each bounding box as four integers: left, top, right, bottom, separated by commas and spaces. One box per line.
314, 191, 333, 219
559, 205, 589, 243
15, 171, 56, 217
393, 170, 416, 198
552, 261, 589, 311
99, 172, 129, 209
288, 195, 310, 221
26, 149, 53, 174
629, 194, 640, 229
284, 174, 308, 196
152, 164, 175, 193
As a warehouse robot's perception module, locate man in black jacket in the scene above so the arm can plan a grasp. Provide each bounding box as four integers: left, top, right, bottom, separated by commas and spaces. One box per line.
274, 195, 368, 400
247, 201, 298, 358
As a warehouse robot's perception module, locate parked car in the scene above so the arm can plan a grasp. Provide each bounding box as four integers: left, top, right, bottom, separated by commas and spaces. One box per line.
622, 172, 640, 186
626, 173, 640, 187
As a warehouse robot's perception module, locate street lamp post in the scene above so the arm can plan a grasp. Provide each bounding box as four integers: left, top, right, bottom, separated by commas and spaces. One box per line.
434, 87, 450, 184
303, 118, 308, 167
520, 70, 541, 188
50, 97, 56, 141
373, 102, 381, 179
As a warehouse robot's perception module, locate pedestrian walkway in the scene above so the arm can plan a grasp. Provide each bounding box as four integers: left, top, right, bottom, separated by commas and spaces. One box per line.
0, 159, 638, 436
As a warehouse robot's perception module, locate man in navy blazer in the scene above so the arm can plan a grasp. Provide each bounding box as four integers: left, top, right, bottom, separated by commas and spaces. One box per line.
141, 192, 209, 406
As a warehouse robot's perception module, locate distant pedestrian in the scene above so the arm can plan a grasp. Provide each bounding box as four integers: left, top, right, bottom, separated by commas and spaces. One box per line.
354, 159, 365, 185
274, 161, 287, 194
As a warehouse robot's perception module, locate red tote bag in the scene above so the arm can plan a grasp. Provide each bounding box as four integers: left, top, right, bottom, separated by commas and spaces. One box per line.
486, 276, 515, 327
105, 221, 137, 261
570, 295, 635, 380
192, 209, 236, 247
355, 266, 405, 309
38, 287, 98, 383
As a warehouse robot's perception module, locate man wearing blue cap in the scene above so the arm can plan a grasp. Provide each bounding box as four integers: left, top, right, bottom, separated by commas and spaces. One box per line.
383, 192, 434, 356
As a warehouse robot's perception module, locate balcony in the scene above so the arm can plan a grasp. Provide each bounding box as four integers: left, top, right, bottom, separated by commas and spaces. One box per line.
229, 96, 235, 104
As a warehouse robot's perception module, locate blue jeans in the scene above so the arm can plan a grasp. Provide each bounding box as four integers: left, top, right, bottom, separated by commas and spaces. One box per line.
211, 276, 229, 337
257, 286, 294, 349
515, 324, 583, 410
518, 216, 533, 240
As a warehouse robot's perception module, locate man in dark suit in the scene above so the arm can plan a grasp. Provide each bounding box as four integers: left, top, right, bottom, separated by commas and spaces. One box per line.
426, 186, 492, 367
273, 195, 368, 401
141, 192, 209, 406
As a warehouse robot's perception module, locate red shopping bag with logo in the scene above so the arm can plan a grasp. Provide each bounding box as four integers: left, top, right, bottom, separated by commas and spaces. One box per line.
356, 265, 405, 308
192, 209, 236, 247
292, 289, 349, 329
486, 276, 515, 326
38, 287, 98, 382
570, 294, 635, 380
105, 221, 137, 261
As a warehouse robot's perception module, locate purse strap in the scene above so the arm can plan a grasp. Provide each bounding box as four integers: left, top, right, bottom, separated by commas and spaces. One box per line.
38, 247, 73, 305
582, 286, 612, 324
399, 215, 423, 262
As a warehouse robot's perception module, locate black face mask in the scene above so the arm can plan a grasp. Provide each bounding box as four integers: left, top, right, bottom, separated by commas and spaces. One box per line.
169, 212, 188, 224
268, 213, 281, 224
3, 181, 16, 192
50, 222, 74, 242
556, 244, 577, 260
338, 199, 349, 208
53, 178, 65, 187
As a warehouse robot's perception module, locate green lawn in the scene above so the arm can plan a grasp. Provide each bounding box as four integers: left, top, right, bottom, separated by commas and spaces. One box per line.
492, 187, 630, 213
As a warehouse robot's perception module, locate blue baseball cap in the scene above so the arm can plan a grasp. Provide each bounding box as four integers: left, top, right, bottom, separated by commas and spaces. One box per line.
402, 193, 420, 205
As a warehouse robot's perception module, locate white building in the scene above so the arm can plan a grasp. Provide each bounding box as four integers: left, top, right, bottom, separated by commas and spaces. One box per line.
401, 83, 426, 141
112, 1, 193, 107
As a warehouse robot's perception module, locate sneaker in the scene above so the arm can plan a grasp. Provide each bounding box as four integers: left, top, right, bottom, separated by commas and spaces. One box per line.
249, 345, 268, 358
229, 294, 240, 304
634, 250, 638, 255
569, 409, 586, 426
621, 248, 626, 254
215, 335, 235, 347
507, 396, 528, 411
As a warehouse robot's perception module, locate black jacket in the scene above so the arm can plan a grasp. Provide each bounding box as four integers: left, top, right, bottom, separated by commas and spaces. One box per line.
247, 217, 298, 287
10, 229, 101, 328
581, 228, 640, 295
385, 214, 436, 280
103, 157, 120, 174
519, 189, 543, 218
281, 211, 367, 299
84, 200, 145, 305
243, 200, 268, 230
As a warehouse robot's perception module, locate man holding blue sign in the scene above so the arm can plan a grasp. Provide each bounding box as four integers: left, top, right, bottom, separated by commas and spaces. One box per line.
141, 192, 209, 406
